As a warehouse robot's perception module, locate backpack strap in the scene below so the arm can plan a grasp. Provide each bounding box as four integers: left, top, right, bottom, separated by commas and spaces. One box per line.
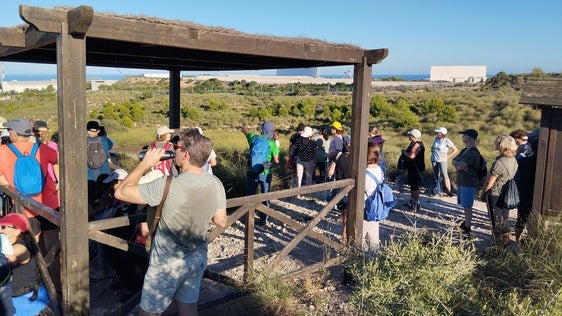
7, 143, 23, 158
30, 142, 40, 157
365, 169, 382, 197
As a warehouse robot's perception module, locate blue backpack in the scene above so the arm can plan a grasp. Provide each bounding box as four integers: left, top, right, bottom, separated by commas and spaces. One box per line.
8, 143, 45, 196
249, 136, 270, 174
364, 170, 397, 222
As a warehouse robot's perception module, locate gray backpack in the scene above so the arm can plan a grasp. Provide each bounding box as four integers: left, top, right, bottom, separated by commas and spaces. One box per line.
87, 137, 107, 169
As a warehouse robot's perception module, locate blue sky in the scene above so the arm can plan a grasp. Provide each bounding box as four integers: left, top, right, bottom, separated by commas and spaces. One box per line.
1, 0, 561, 76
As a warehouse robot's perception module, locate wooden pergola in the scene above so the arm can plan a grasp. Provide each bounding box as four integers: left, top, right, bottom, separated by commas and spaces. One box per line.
0, 5, 388, 313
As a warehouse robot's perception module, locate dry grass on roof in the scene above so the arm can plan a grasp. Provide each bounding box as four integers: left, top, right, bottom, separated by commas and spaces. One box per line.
47, 5, 361, 49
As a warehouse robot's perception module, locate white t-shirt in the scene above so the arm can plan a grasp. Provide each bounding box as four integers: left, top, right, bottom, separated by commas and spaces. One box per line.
365, 165, 384, 198
0, 233, 14, 257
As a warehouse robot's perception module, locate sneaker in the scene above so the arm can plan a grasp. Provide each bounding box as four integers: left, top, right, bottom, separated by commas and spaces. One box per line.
459, 221, 471, 235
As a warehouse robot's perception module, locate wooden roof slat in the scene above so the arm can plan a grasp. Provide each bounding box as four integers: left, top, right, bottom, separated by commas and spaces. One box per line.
521, 78, 562, 107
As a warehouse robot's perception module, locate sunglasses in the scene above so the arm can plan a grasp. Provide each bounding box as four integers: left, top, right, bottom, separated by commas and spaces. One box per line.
173, 143, 187, 152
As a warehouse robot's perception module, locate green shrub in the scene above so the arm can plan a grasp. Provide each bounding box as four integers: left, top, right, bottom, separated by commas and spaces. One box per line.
345, 230, 482, 315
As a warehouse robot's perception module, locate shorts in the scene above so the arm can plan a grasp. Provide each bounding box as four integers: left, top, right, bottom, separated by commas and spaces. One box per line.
140, 249, 207, 313
457, 186, 477, 208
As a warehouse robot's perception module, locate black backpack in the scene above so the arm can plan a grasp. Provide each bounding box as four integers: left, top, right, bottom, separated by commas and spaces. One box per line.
470, 147, 487, 181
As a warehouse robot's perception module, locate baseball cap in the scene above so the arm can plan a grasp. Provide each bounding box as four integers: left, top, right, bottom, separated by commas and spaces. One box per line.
0, 213, 30, 233
330, 121, 343, 131
87, 121, 100, 132
460, 129, 478, 140
3, 117, 33, 136
157, 125, 174, 136
301, 126, 313, 138
434, 127, 448, 134
33, 120, 48, 131
102, 169, 128, 183
407, 129, 422, 139
260, 121, 274, 139
369, 135, 386, 144
0, 129, 9, 138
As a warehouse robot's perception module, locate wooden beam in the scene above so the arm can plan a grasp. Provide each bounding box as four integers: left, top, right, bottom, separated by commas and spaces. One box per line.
67, 6, 93, 36
169, 69, 181, 129
365, 48, 389, 65
0, 27, 25, 47
347, 57, 372, 246
57, 18, 90, 313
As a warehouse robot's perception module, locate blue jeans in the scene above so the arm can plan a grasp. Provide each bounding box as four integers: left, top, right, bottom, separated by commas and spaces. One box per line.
0, 281, 15, 316
246, 171, 272, 224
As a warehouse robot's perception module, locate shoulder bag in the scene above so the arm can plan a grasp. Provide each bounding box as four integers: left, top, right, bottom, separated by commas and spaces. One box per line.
496, 160, 520, 209
145, 175, 173, 252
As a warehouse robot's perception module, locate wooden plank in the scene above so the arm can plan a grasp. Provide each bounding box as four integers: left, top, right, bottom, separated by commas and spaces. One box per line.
226, 179, 354, 208
520, 78, 562, 107
347, 58, 372, 245
56, 19, 90, 313
243, 209, 255, 282
19, 5, 66, 33
87, 212, 145, 231
0, 27, 25, 47
264, 186, 351, 273
255, 203, 343, 252
88, 230, 147, 258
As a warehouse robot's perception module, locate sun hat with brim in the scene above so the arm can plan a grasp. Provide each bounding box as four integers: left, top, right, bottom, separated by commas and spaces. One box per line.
369, 135, 386, 144
157, 125, 174, 136
103, 169, 128, 184
330, 121, 343, 131
301, 126, 313, 138
407, 129, 422, 139
460, 129, 478, 140
0, 213, 30, 233
260, 121, 274, 139
3, 118, 33, 136
435, 127, 448, 134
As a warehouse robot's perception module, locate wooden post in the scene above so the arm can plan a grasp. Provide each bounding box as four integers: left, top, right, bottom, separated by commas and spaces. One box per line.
57, 6, 93, 314
169, 69, 181, 129
347, 57, 372, 245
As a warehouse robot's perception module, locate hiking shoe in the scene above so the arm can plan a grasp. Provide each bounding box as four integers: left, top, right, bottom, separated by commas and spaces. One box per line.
459, 221, 471, 235
446, 190, 456, 197
406, 199, 416, 210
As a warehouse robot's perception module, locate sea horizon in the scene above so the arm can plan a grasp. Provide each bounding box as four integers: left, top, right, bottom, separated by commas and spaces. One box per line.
3, 73, 492, 82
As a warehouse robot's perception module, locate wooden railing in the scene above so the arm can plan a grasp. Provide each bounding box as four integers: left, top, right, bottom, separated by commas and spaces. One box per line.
1, 177, 355, 311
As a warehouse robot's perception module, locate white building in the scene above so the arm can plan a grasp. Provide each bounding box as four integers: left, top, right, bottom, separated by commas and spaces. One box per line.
430, 66, 487, 83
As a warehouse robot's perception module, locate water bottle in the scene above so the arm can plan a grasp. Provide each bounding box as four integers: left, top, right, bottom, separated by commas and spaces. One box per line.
138, 150, 176, 161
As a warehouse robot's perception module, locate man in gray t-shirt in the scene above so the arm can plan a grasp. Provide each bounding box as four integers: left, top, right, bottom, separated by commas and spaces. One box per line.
115, 128, 227, 315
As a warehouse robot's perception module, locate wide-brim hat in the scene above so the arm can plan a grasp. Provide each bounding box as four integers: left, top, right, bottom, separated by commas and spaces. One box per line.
157, 125, 174, 136
407, 129, 421, 139
301, 126, 313, 138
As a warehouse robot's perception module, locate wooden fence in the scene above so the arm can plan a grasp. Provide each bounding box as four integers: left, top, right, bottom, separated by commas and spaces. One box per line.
0, 177, 354, 312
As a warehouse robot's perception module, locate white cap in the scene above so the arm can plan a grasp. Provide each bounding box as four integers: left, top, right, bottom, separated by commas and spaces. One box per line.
103, 169, 128, 183
0, 129, 9, 138
156, 125, 174, 136
301, 126, 313, 138
434, 127, 448, 134
408, 129, 422, 139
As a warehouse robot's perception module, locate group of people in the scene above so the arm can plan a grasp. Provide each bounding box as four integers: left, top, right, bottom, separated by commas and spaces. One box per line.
0, 115, 541, 314
0, 117, 60, 315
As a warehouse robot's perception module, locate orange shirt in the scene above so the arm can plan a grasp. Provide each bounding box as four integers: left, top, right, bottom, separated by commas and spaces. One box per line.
0, 142, 59, 216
